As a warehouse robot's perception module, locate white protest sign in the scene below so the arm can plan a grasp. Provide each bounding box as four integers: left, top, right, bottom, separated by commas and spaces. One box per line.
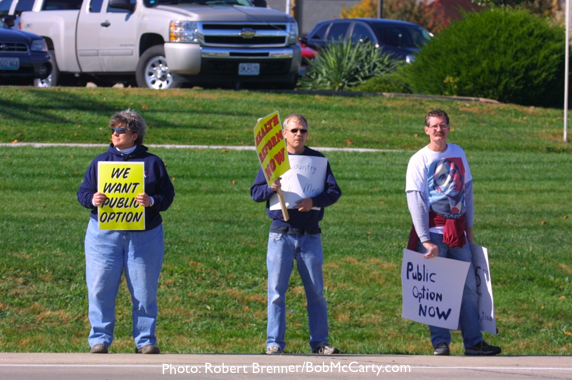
401, 248, 470, 330
269, 155, 327, 210
470, 244, 497, 335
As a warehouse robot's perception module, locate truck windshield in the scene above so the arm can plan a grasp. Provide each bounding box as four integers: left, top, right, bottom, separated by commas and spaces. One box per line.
145, 0, 252, 7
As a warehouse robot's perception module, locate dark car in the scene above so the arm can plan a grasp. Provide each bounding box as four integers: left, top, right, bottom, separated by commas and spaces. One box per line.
0, 19, 51, 83
301, 18, 432, 63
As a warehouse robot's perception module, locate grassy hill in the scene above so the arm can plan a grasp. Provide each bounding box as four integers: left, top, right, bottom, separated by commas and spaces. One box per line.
0, 87, 570, 355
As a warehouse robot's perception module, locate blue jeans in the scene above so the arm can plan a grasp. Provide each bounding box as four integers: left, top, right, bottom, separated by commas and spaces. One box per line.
84, 218, 164, 349
417, 232, 482, 348
266, 232, 330, 351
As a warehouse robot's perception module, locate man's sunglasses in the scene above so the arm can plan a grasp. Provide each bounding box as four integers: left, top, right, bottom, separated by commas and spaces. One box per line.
288, 128, 308, 134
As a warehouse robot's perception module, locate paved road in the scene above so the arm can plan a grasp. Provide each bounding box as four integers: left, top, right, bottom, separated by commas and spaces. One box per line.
1, 353, 570, 380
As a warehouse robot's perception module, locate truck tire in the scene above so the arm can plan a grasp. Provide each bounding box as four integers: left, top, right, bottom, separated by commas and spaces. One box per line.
275, 74, 298, 90
136, 45, 182, 90
34, 50, 60, 88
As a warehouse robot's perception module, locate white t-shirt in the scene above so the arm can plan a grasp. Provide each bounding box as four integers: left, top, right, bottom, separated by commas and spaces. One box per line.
406, 144, 472, 232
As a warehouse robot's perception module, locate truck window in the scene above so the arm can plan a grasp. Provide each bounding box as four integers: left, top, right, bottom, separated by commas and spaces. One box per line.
0, 0, 13, 15
89, 0, 102, 11
107, 0, 134, 12
16, 0, 34, 12
42, 0, 82, 10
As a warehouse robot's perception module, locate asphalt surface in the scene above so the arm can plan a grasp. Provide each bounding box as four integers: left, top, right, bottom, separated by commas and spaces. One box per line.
0, 353, 570, 380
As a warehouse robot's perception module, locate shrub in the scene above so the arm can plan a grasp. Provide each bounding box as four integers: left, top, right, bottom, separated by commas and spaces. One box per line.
297, 40, 399, 91
352, 69, 413, 93
404, 8, 565, 107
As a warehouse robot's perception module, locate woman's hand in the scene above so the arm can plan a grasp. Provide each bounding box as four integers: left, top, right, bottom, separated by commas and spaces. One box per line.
136, 193, 152, 207
92, 192, 108, 207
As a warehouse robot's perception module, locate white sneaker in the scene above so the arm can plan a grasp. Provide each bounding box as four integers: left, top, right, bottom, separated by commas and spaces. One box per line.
266, 345, 283, 355
312, 345, 340, 355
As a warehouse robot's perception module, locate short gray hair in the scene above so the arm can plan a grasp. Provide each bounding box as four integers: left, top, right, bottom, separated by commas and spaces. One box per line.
109, 109, 147, 145
283, 113, 308, 130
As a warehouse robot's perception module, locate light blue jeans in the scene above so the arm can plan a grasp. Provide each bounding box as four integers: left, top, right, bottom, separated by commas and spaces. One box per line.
417, 232, 482, 348
266, 232, 330, 351
84, 218, 164, 349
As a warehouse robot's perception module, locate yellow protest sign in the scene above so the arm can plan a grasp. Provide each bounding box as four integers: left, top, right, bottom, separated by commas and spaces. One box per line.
254, 111, 290, 185
97, 162, 145, 230
254, 111, 290, 221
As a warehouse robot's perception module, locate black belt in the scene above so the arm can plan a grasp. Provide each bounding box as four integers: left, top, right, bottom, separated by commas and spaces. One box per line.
270, 226, 321, 235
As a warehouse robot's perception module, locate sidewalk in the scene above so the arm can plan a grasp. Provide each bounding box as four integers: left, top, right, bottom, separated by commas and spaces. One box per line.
1, 353, 570, 380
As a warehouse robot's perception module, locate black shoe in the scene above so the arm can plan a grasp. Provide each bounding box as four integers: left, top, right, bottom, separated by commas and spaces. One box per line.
433, 342, 450, 355
90, 344, 108, 354
465, 340, 501, 356
136, 345, 160, 354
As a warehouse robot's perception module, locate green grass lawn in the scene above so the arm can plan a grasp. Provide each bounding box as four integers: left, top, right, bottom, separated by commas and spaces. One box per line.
0, 87, 570, 355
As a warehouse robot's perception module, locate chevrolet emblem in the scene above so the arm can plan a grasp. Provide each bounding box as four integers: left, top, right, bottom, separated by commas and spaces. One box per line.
239, 28, 256, 39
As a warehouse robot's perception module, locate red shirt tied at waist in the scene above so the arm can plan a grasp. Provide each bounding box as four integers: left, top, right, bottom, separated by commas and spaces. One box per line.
407, 212, 466, 251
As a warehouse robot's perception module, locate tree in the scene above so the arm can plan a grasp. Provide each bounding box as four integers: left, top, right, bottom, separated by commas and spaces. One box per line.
473, 0, 562, 21
340, 0, 449, 33
473, 0, 532, 6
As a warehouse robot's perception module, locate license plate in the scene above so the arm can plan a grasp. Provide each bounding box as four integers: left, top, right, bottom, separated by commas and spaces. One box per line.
238, 63, 259, 76
0, 57, 19, 70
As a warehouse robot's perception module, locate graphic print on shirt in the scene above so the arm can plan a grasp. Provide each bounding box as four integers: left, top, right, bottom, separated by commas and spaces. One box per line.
427, 157, 465, 219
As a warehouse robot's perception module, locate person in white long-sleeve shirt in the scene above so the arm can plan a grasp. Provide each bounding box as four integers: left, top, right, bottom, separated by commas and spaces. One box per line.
405, 109, 501, 356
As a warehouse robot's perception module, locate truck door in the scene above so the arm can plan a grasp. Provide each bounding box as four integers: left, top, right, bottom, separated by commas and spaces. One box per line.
76, 0, 104, 71
96, 0, 138, 72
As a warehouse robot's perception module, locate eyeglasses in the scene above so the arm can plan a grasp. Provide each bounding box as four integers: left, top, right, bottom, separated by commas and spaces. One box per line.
111, 127, 128, 134
427, 124, 449, 130
288, 128, 308, 134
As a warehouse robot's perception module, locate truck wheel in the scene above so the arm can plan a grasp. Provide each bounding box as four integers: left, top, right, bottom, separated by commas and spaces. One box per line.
136, 45, 182, 90
34, 50, 60, 88
276, 74, 298, 90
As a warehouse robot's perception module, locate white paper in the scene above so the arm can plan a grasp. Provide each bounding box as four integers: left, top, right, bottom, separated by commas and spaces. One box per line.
470, 244, 498, 335
269, 155, 327, 210
401, 248, 470, 330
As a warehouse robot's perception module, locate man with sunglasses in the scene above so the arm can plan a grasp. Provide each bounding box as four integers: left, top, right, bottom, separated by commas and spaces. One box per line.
251, 113, 342, 355
406, 109, 501, 356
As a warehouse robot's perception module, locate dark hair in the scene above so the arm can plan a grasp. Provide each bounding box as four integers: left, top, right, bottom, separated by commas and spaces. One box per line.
109, 109, 147, 145
425, 109, 450, 127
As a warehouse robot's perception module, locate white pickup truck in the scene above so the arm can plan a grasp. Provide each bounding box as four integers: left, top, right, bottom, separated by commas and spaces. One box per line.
18, 0, 301, 89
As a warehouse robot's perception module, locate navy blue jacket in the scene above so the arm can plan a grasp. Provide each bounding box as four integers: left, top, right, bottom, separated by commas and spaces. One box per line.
250, 146, 341, 230
77, 144, 175, 231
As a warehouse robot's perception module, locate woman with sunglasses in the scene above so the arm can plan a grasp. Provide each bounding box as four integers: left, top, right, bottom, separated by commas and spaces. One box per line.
77, 110, 175, 354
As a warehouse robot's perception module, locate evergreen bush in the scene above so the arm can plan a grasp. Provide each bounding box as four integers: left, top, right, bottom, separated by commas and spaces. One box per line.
404, 8, 565, 107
